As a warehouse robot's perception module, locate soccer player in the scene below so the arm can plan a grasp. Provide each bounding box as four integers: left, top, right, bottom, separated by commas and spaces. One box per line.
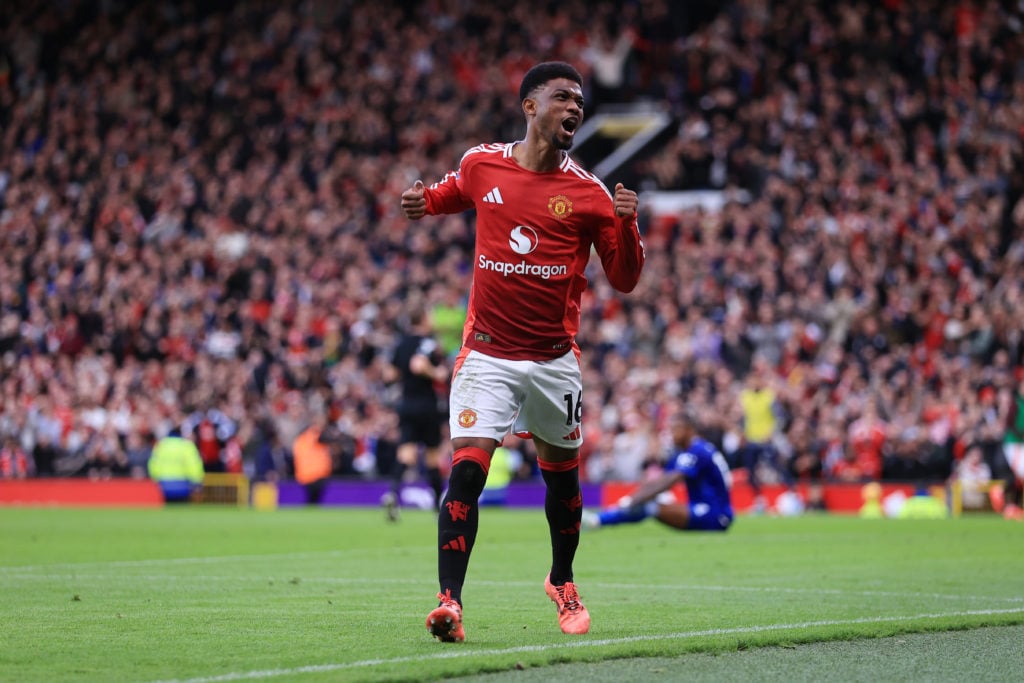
382, 304, 450, 520
400, 61, 645, 642
582, 411, 734, 532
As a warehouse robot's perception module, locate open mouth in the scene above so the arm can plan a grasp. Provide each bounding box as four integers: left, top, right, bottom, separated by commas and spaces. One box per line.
561, 118, 579, 134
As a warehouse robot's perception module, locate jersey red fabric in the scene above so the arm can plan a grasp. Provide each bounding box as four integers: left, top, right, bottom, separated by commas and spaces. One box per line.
423, 142, 645, 361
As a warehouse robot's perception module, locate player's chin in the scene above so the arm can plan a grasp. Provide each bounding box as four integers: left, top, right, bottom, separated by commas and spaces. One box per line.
553, 132, 574, 151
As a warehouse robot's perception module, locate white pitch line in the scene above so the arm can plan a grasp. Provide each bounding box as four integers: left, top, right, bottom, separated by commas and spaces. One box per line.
3, 573, 1021, 605
148, 607, 1024, 683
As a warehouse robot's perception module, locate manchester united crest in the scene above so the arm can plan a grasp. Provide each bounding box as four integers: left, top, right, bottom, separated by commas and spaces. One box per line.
457, 409, 478, 428
547, 195, 573, 219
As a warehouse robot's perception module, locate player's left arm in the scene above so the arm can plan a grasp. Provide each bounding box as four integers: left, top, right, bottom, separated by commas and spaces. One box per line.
594, 182, 645, 293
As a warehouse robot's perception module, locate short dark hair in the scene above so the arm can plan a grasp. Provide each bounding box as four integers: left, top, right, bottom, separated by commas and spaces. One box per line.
518, 61, 583, 103
671, 409, 700, 432
407, 303, 429, 328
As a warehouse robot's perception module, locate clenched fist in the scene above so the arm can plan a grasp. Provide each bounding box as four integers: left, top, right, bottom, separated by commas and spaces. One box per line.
401, 180, 427, 220
613, 182, 638, 218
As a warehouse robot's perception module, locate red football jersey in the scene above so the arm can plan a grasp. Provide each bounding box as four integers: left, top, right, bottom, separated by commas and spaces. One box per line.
423, 142, 645, 361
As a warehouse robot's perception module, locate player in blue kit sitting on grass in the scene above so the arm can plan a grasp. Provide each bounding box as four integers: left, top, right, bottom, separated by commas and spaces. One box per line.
583, 411, 734, 532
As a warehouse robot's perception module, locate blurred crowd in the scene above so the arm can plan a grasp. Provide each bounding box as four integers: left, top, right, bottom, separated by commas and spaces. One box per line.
1, 0, 1023, 498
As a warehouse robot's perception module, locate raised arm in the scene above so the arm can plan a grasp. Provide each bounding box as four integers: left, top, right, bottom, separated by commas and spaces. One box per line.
595, 182, 645, 293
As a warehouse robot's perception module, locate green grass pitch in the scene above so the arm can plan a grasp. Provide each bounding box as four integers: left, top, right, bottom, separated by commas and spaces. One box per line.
1, 506, 1022, 682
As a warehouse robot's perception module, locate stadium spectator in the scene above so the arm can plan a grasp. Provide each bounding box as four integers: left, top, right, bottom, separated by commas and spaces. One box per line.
30, 432, 60, 478
582, 410, 734, 532
123, 429, 153, 479
290, 412, 336, 505
954, 444, 993, 511
400, 61, 645, 642
428, 283, 468, 362
0, 0, 1020, 527
248, 418, 290, 484
778, 415, 824, 484
845, 397, 888, 482
995, 378, 1024, 520
0, 437, 32, 479
147, 429, 204, 504
580, 23, 637, 114
182, 406, 237, 474
737, 360, 793, 509
897, 485, 949, 520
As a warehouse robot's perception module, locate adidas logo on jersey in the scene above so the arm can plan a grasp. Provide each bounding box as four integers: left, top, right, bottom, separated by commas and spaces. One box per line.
482, 187, 504, 204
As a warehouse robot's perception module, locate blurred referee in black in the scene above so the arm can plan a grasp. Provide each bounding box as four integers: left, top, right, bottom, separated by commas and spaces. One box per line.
383, 304, 450, 520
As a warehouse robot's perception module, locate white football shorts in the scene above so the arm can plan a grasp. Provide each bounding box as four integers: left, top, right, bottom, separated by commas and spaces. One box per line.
1004, 442, 1024, 480
449, 349, 584, 448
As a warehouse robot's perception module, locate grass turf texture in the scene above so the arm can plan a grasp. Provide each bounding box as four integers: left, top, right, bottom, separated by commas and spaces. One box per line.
1, 507, 1022, 682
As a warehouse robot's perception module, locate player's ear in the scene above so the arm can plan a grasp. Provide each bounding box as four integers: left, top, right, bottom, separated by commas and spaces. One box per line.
522, 97, 537, 117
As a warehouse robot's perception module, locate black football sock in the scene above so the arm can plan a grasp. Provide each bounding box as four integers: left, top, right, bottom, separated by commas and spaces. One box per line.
539, 458, 582, 586
437, 453, 489, 605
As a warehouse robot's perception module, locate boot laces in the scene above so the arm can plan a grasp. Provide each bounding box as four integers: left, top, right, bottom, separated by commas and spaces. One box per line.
437, 589, 461, 613
557, 583, 582, 612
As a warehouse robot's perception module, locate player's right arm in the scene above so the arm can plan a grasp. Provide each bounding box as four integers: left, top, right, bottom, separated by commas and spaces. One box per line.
592, 182, 645, 293
615, 469, 683, 509
400, 169, 474, 220
410, 339, 449, 383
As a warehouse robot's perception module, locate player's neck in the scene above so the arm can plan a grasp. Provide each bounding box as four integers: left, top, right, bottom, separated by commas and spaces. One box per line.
511, 139, 565, 173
